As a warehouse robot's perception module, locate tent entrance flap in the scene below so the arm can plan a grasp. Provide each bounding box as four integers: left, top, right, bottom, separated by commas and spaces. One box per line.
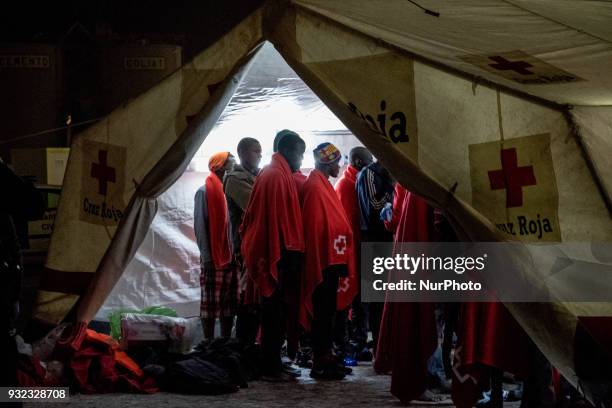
34, 8, 264, 326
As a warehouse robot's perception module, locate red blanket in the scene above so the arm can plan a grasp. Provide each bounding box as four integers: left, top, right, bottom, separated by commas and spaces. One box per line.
375, 190, 438, 403
300, 169, 357, 330
384, 183, 408, 236
452, 303, 530, 407
205, 172, 231, 269
335, 165, 361, 248
335, 165, 362, 311
293, 171, 307, 192
240, 153, 304, 298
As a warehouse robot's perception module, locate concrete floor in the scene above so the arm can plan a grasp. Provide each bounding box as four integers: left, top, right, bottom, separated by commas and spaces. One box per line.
26, 363, 522, 408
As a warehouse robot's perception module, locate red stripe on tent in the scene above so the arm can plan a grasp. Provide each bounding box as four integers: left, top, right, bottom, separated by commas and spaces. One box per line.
39, 268, 94, 295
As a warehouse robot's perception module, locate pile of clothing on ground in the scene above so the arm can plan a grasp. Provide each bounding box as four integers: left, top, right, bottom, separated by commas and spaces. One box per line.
16, 312, 264, 396
17, 322, 157, 393
134, 337, 262, 394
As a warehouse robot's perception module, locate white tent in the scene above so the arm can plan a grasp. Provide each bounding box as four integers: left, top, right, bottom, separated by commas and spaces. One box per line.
34, 0, 612, 400
95, 42, 362, 320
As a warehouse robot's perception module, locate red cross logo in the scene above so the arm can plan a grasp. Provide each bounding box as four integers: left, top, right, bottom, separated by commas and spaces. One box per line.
90, 150, 116, 196
338, 277, 350, 293
488, 148, 536, 208
333, 235, 347, 255
488, 56, 534, 76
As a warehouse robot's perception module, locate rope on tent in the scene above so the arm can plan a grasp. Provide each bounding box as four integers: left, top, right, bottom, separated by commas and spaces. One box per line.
472, 78, 480, 96
100, 116, 115, 241
405, 0, 440, 17
0, 117, 104, 146
440, 181, 459, 212
496, 89, 505, 142
496, 89, 514, 224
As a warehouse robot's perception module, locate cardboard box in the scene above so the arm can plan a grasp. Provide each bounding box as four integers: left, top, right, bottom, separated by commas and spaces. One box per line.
27, 209, 56, 250
11, 147, 69, 185
0, 44, 64, 151
98, 44, 181, 113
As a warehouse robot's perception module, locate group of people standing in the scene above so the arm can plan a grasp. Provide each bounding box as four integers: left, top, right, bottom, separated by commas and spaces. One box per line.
193, 129, 558, 408
193, 129, 395, 381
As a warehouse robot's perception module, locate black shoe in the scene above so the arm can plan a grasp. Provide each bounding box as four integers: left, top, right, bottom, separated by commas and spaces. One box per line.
296, 347, 313, 368
261, 370, 298, 382
310, 364, 346, 380
341, 365, 353, 375
331, 354, 353, 375
358, 348, 373, 361
282, 361, 302, 378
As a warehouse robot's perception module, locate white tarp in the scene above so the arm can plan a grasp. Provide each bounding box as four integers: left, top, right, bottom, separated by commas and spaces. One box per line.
96, 171, 203, 319
96, 42, 362, 321
190, 42, 362, 171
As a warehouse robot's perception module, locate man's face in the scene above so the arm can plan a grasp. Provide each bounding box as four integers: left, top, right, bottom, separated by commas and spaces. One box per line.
221, 156, 235, 177
240, 143, 262, 171
329, 160, 340, 178
360, 155, 373, 170
354, 153, 373, 171
283, 141, 306, 172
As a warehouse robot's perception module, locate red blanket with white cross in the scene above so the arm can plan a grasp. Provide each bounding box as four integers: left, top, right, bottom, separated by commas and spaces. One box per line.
299, 169, 356, 330
240, 153, 304, 298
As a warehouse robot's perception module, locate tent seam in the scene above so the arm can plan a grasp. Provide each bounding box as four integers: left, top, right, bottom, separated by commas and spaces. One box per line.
500, 0, 612, 46
563, 108, 612, 217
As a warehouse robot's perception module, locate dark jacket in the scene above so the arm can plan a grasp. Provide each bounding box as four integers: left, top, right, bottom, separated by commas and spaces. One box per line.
356, 162, 395, 241
1, 160, 44, 330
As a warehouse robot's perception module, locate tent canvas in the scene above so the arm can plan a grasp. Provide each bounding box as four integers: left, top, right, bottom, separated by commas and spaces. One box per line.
34, 0, 612, 398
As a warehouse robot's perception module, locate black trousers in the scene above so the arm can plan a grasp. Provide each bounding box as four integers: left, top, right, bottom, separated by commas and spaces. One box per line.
260, 251, 300, 375
520, 338, 554, 408
236, 303, 260, 346
442, 302, 460, 379
261, 289, 284, 374
312, 265, 343, 362
360, 230, 393, 353
368, 302, 384, 352
333, 308, 349, 354
349, 285, 369, 350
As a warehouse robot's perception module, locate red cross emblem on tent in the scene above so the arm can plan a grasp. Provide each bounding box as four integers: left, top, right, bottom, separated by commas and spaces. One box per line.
333, 235, 347, 255
460, 50, 582, 85
488, 56, 534, 76
468, 133, 561, 241
90, 150, 116, 196
80, 140, 126, 225
487, 148, 536, 208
